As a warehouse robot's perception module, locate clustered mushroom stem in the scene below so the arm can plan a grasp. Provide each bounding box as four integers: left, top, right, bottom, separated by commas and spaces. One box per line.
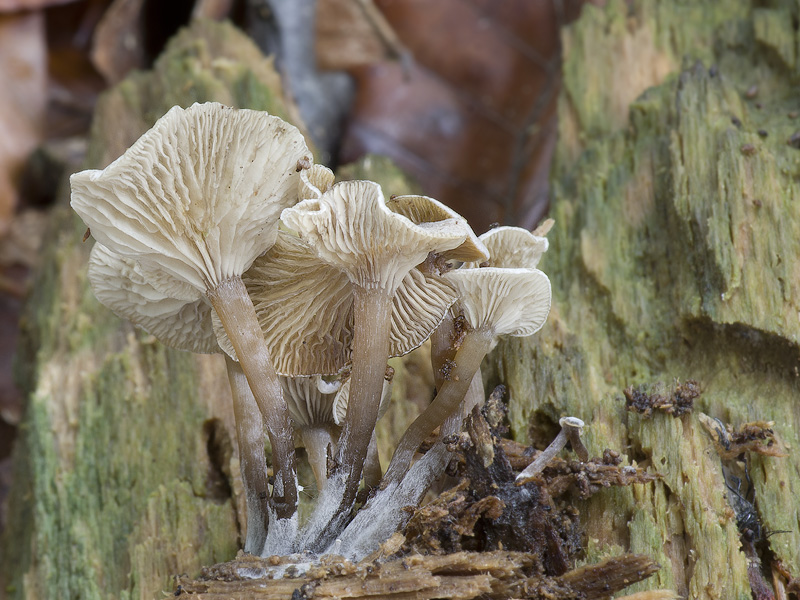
430, 312, 456, 391
207, 276, 298, 520
334, 285, 394, 507
382, 327, 495, 486
225, 356, 269, 554
300, 425, 338, 491
515, 417, 586, 484
363, 431, 383, 489
461, 370, 486, 417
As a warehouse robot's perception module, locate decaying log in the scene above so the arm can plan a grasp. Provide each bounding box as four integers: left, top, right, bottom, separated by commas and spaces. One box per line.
490, 1, 800, 598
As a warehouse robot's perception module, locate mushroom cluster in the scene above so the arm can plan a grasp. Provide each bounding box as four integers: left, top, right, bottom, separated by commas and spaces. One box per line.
71, 103, 553, 560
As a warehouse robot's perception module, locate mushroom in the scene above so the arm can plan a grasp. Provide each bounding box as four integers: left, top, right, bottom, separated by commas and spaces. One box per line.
442, 224, 553, 413
280, 180, 474, 550
87, 243, 270, 554
383, 193, 490, 416
71, 102, 311, 539
515, 417, 588, 484
279, 367, 393, 493
382, 264, 552, 486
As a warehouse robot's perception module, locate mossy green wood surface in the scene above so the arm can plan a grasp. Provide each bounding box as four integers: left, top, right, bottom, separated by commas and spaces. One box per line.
492, 0, 800, 597
0, 20, 303, 600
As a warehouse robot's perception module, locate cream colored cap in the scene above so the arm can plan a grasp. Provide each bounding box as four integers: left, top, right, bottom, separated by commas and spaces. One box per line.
280, 180, 470, 292
385, 194, 489, 264
71, 102, 311, 295
471, 226, 550, 269
238, 230, 459, 375
88, 243, 218, 353
444, 267, 551, 338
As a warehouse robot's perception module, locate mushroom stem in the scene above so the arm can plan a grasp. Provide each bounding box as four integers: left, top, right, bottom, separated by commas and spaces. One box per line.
336, 286, 393, 498
225, 356, 269, 554
300, 425, 338, 491
515, 416, 586, 484
382, 327, 495, 485
363, 431, 383, 489
207, 276, 298, 521
430, 312, 456, 391
302, 286, 393, 551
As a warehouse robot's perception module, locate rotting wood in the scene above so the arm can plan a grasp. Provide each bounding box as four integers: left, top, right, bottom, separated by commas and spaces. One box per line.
489, 1, 800, 597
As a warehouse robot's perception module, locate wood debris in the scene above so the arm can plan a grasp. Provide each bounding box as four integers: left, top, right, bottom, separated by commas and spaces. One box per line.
178, 389, 665, 599
624, 380, 700, 418
698, 413, 788, 460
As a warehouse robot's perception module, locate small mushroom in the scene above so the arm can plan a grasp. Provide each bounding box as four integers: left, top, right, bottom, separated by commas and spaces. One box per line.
279, 369, 392, 491
515, 417, 588, 484
71, 102, 311, 532
281, 180, 474, 550
438, 224, 553, 412
382, 265, 552, 485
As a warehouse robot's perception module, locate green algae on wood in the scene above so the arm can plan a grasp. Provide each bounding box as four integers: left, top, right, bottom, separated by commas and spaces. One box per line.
491, 0, 800, 597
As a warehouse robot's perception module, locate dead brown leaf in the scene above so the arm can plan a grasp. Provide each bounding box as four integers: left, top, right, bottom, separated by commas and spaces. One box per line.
315, 0, 397, 70
90, 0, 146, 83
339, 0, 586, 232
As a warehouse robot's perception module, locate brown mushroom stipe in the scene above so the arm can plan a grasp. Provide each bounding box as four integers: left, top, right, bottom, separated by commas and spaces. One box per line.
70, 102, 311, 551
281, 180, 473, 552
206, 277, 298, 522
225, 356, 270, 553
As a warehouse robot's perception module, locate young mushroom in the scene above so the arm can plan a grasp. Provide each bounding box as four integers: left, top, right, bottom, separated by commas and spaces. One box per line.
515, 417, 588, 484
382, 261, 552, 486
71, 102, 311, 547
279, 180, 475, 550
87, 243, 270, 554
279, 369, 393, 492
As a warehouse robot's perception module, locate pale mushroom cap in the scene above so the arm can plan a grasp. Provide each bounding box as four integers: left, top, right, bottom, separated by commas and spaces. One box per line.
242, 231, 353, 376
385, 195, 489, 264
88, 243, 219, 353
71, 102, 311, 294
280, 180, 469, 292
238, 230, 459, 375
444, 267, 552, 337
298, 164, 335, 199
471, 226, 549, 269
332, 370, 393, 426
559, 416, 585, 432
280, 375, 339, 427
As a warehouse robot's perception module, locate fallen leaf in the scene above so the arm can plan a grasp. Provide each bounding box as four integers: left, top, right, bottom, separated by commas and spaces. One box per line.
315, 0, 400, 70
339, 0, 585, 232
90, 0, 147, 83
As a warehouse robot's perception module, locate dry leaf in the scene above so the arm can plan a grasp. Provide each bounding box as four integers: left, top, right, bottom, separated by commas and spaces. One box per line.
90, 0, 146, 83
315, 0, 398, 70
340, 0, 585, 232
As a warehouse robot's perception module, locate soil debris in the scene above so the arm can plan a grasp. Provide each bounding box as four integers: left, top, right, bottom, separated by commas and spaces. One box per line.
624, 380, 700, 418
698, 413, 787, 459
